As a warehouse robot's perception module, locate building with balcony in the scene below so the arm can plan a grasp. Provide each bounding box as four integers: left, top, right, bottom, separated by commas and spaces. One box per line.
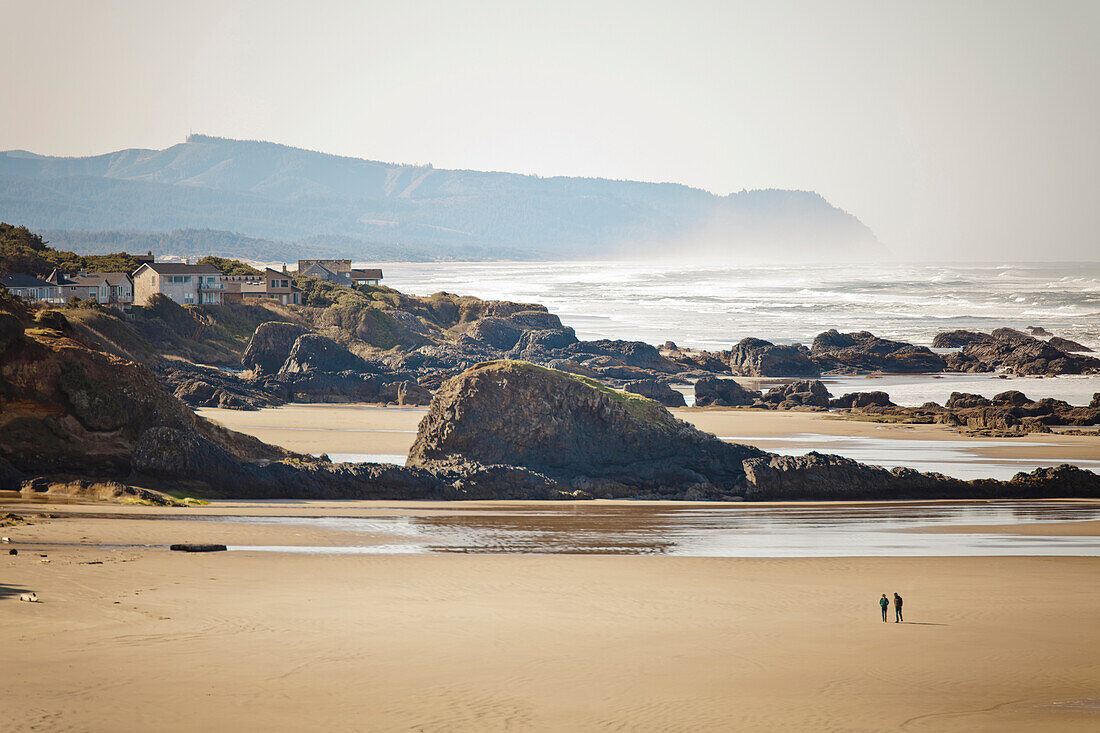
222, 268, 302, 305
44, 270, 133, 306
1, 273, 61, 303
132, 263, 224, 305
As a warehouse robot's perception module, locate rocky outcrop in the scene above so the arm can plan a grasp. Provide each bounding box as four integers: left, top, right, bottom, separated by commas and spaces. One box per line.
271, 370, 383, 403
159, 361, 287, 410
932, 328, 1100, 375
660, 344, 730, 373
834, 389, 1099, 436
1047, 336, 1092, 353
727, 338, 820, 377
743, 453, 1100, 500
279, 333, 371, 374
759, 380, 831, 409
623, 380, 686, 407
828, 391, 894, 409
407, 361, 767, 498
743, 453, 967, 500
809, 329, 945, 374
693, 376, 760, 407
0, 293, 289, 478
242, 321, 310, 374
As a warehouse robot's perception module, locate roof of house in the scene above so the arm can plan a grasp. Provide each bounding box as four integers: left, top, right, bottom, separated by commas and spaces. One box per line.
99, 272, 132, 286
300, 262, 338, 277
1, 273, 55, 288
349, 269, 383, 279
64, 274, 111, 287
137, 263, 223, 276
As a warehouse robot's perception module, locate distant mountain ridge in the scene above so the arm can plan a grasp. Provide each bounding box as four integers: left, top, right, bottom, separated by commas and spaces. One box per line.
0, 135, 878, 261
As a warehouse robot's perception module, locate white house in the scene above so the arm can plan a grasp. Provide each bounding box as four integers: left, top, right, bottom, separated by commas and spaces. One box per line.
132, 263, 224, 305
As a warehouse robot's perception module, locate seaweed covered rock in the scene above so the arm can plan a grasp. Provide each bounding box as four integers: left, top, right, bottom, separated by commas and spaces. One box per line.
407, 360, 767, 497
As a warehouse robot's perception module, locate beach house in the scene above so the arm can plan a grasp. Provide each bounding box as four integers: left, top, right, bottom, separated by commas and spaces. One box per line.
44, 270, 134, 306
298, 259, 383, 286
222, 268, 302, 305
1, 273, 61, 303
132, 262, 224, 305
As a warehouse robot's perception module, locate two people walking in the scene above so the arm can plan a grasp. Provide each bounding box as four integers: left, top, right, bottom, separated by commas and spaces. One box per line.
879, 593, 903, 622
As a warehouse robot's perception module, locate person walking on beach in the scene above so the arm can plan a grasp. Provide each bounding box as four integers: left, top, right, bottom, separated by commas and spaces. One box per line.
879, 594, 889, 622
894, 593, 904, 622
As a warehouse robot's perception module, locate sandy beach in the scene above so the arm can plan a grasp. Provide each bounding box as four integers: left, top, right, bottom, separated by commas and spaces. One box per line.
3, 503, 1099, 732
197, 403, 1100, 468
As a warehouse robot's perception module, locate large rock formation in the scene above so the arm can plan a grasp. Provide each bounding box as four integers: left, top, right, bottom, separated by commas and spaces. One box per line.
759, 380, 832, 409
242, 321, 310, 374
623, 379, 686, 408
933, 328, 1100, 375
743, 453, 1100, 501
0, 292, 444, 500
0, 301, 286, 477
727, 338, 820, 377
407, 360, 1100, 500
408, 361, 767, 498
279, 333, 371, 374
809, 329, 945, 374
693, 376, 759, 407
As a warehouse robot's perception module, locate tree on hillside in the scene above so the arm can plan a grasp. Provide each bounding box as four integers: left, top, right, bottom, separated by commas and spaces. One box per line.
0, 222, 144, 276
197, 256, 262, 276
0, 223, 52, 275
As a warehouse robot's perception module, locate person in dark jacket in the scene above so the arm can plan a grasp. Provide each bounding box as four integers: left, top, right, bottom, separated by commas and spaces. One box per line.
894, 593, 904, 622
879, 594, 889, 622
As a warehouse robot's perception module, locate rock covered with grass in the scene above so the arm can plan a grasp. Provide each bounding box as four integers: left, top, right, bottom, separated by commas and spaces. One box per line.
407, 360, 767, 498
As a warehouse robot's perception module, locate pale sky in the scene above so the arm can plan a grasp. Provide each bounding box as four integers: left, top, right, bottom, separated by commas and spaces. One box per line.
1, 0, 1097, 260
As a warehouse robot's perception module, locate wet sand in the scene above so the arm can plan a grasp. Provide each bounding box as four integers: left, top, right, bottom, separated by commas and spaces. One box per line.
3, 504, 1099, 732
197, 403, 1100, 467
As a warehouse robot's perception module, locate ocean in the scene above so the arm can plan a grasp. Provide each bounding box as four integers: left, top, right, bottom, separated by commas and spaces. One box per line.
381, 260, 1100, 406
381, 260, 1100, 353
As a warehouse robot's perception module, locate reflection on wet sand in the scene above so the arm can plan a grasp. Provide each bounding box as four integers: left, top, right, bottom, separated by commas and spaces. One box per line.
221, 501, 1100, 557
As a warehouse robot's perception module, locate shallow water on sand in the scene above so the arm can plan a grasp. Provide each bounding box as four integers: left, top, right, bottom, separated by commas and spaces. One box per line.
218, 501, 1100, 557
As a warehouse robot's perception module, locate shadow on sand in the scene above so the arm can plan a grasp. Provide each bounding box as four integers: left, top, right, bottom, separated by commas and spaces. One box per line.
0, 583, 32, 600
